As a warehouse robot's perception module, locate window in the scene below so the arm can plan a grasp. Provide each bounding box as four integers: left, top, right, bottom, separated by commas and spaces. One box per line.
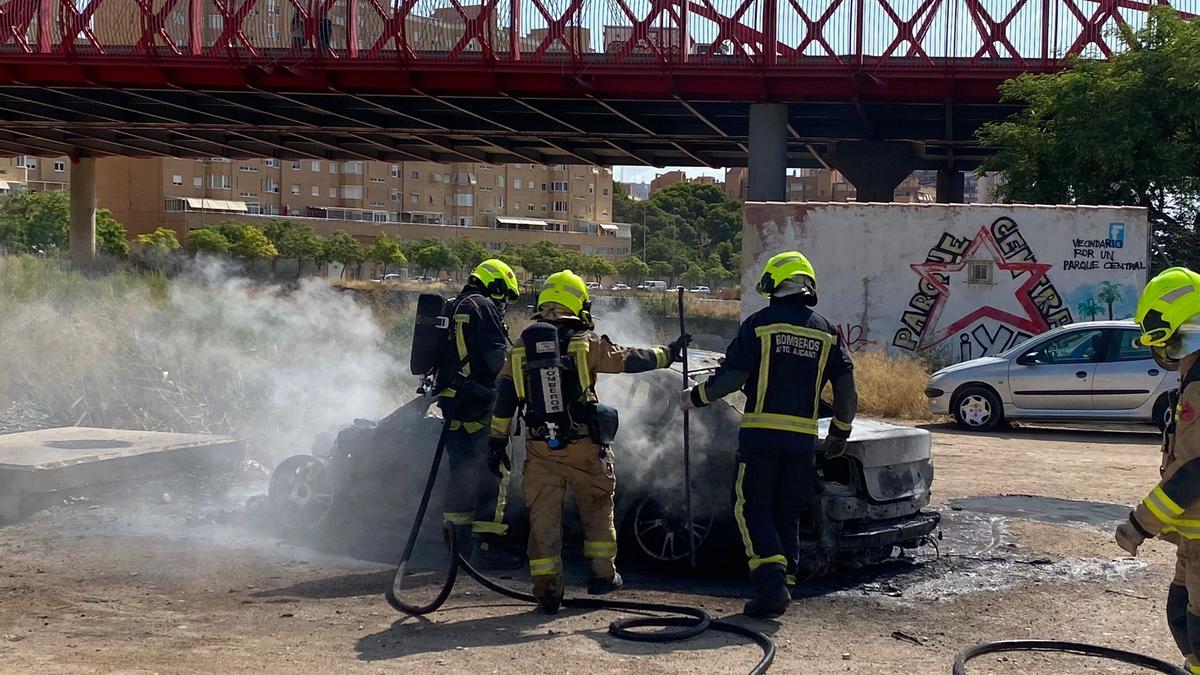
264, 178, 279, 193
1109, 330, 1153, 362
329, 162, 338, 174
552, 201, 568, 212
390, 188, 401, 202
20, 157, 36, 169
291, 184, 300, 195
311, 185, 320, 197
239, 164, 258, 172
266, 24, 277, 39
588, 184, 594, 194
513, 201, 520, 210
171, 174, 182, 186
513, 179, 521, 190
193, 177, 203, 188
246, 202, 261, 214
603, 187, 609, 196
370, 201, 385, 208
527, 204, 535, 212
208, 14, 223, 28
173, 10, 185, 24
291, 160, 301, 170
311, 160, 321, 172
497, 175, 504, 188
410, 193, 420, 205
266, 0, 279, 13
540, 205, 547, 212
328, 187, 336, 198
454, 193, 473, 207
966, 261, 993, 285
410, 170, 419, 179
480, 164, 492, 171
540, 183, 547, 191
209, 174, 230, 189
370, 176, 385, 184
344, 161, 362, 175
457, 216, 473, 227
391, 164, 401, 178
265, 159, 280, 168
1030, 329, 1106, 365
239, 191, 257, 198
53, 161, 65, 173
602, 209, 608, 217
497, 196, 504, 208
342, 185, 363, 199
550, 181, 567, 191
552, 164, 566, 171
527, 180, 534, 190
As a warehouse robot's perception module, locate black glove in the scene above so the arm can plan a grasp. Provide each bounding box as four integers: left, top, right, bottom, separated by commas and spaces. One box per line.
667, 333, 693, 364
487, 437, 510, 478
821, 436, 848, 459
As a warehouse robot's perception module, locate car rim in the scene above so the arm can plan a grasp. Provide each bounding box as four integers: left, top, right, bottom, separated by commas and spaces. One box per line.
960, 394, 992, 427
268, 455, 335, 531
632, 497, 714, 562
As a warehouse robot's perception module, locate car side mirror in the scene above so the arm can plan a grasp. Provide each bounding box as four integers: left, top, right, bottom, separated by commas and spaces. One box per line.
1016, 351, 1041, 366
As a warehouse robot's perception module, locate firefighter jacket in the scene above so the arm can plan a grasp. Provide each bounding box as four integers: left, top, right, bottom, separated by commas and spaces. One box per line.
687, 296, 854, 446
1133, 352, 1200, 540
435, 286, 509, 424
489, 318, 672, 442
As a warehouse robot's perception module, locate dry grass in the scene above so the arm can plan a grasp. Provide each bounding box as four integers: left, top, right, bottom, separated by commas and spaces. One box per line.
849, 350, 934, 420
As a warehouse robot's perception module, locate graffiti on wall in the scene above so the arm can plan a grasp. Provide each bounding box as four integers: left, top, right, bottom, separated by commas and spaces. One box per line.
835, 323, 877, 352
892, 217, 1074, 359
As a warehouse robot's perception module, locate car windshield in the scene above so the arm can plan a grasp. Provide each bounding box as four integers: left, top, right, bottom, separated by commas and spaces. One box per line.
998, 332, 1051, 359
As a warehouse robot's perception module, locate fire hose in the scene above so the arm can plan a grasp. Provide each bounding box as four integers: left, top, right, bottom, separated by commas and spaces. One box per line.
953, 640, 1188, 674
383, 418, 776, 675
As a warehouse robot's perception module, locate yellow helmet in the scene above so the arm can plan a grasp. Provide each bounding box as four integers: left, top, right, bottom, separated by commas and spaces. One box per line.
471, 258, 520, 301
538, 269, 589, 316
756, 250, 817, 298
1135, 267, 1200, 346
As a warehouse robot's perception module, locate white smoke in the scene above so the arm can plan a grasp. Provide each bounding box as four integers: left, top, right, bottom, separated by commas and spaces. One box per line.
0, 256, 405, 462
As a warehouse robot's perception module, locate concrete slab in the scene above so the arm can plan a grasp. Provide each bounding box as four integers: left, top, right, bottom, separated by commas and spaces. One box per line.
0, 427, 240, 521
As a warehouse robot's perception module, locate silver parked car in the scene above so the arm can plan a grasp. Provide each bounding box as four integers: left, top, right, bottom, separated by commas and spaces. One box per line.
926, 320, 1179, 431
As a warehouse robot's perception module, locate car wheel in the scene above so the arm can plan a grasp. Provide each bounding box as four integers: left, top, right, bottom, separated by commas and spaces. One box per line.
1154, 394, 1174, 432
952, 386, 1003, 431
618, 496, 715, 570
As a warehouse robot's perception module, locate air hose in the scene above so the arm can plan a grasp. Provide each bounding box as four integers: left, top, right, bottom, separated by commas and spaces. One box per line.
953, 640, 1188, 674
383, 419, 776, 675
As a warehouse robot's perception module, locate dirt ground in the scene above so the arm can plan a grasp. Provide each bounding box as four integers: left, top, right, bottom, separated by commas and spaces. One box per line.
0, 422, 1186, 674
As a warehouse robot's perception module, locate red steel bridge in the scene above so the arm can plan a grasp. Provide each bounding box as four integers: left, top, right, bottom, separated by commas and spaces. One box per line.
0, 0, 1190, 170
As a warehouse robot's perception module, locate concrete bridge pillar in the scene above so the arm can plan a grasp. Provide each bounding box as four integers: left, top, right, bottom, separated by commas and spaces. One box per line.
748, 103, 787, 202
69, 157, 96, 266
936, 168, 966, 204
828, 140, 921, 203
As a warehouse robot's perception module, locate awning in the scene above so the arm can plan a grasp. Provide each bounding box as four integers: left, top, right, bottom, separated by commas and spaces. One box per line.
598, 223, 619, 231
184, 198, 248, 212
495, 216, 548, 228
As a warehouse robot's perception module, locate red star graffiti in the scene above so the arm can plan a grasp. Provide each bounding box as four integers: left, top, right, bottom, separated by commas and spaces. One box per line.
910, 226, 1053, 350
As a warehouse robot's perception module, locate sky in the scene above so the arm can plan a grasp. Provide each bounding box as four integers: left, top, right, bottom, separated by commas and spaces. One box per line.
613, 166, 725, 184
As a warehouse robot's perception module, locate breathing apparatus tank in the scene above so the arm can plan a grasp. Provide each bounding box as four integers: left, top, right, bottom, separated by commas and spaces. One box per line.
410, 293, 450, 384
519, 321, 582, 449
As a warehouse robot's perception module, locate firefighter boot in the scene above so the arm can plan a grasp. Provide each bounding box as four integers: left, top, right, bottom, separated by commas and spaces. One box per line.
534, 575, 565, 615
470, 537, 524, 571
444, 524, 473, 560
587, 571, 624, 595
743, 564, 790, 619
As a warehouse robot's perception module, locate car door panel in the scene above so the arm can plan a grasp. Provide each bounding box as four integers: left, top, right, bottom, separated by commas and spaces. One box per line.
1007, 328, 1106, 411
1091, 329, 1167, 411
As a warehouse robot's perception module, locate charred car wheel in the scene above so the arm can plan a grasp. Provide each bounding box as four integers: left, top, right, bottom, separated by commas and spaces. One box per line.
269, 454, 336, 532
620, 496, 715, 568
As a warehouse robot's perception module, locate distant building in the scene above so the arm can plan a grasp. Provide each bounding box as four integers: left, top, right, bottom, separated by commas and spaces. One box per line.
649, 170, 687, 194
621, 182, 650, 201
724, 167, 747, 200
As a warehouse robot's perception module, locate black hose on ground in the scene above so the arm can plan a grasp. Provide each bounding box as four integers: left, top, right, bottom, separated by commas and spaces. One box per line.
383, 422, 775, 675
953, 640, 1188, 674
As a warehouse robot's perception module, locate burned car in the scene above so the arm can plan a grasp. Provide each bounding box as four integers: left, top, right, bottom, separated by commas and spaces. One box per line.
267, 350, 939, 574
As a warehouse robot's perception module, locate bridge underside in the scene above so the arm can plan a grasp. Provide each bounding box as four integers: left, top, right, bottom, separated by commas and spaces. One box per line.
0, 60, 1024, 168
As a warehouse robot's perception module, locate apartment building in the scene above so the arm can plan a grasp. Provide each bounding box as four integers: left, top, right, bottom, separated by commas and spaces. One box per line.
0, 156, 70, 194
81, 156, 629, 260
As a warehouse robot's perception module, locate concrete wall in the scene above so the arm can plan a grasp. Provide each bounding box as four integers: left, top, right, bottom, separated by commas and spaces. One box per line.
742, 202, 1150, 364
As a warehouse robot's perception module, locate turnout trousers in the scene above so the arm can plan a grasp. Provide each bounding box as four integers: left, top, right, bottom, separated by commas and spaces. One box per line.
732, 442, 817, 583
523, 438, 618, 600
442, 421, 510, 538
1170, 539, 1200, 673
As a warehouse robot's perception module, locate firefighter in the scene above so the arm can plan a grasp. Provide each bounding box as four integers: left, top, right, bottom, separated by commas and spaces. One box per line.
1113, 267, 1200, 672
680, 250, 856, 618
486, 269, 690, 614
436, 258, 522, 569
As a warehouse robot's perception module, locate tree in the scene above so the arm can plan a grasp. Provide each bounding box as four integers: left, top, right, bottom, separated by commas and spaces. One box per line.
0, 190, 128, 258
682, 262, 708, 286
324, 230, 366, 279
977, 7, 1200, 271
136, 227, 181, 253
1077, 297, 1103, 321
366, 233, 408, 275
229, 226, 278, 261
580, 254, 615, 282
1097, 281, 1124, 320
404, 238, 459, 277
274, 224, 325, 277
648, 260, 674, 283
448, 237, 488, 278
185, 228, 231, 256
517, 240, 574, 278
615, 255, 649, 284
